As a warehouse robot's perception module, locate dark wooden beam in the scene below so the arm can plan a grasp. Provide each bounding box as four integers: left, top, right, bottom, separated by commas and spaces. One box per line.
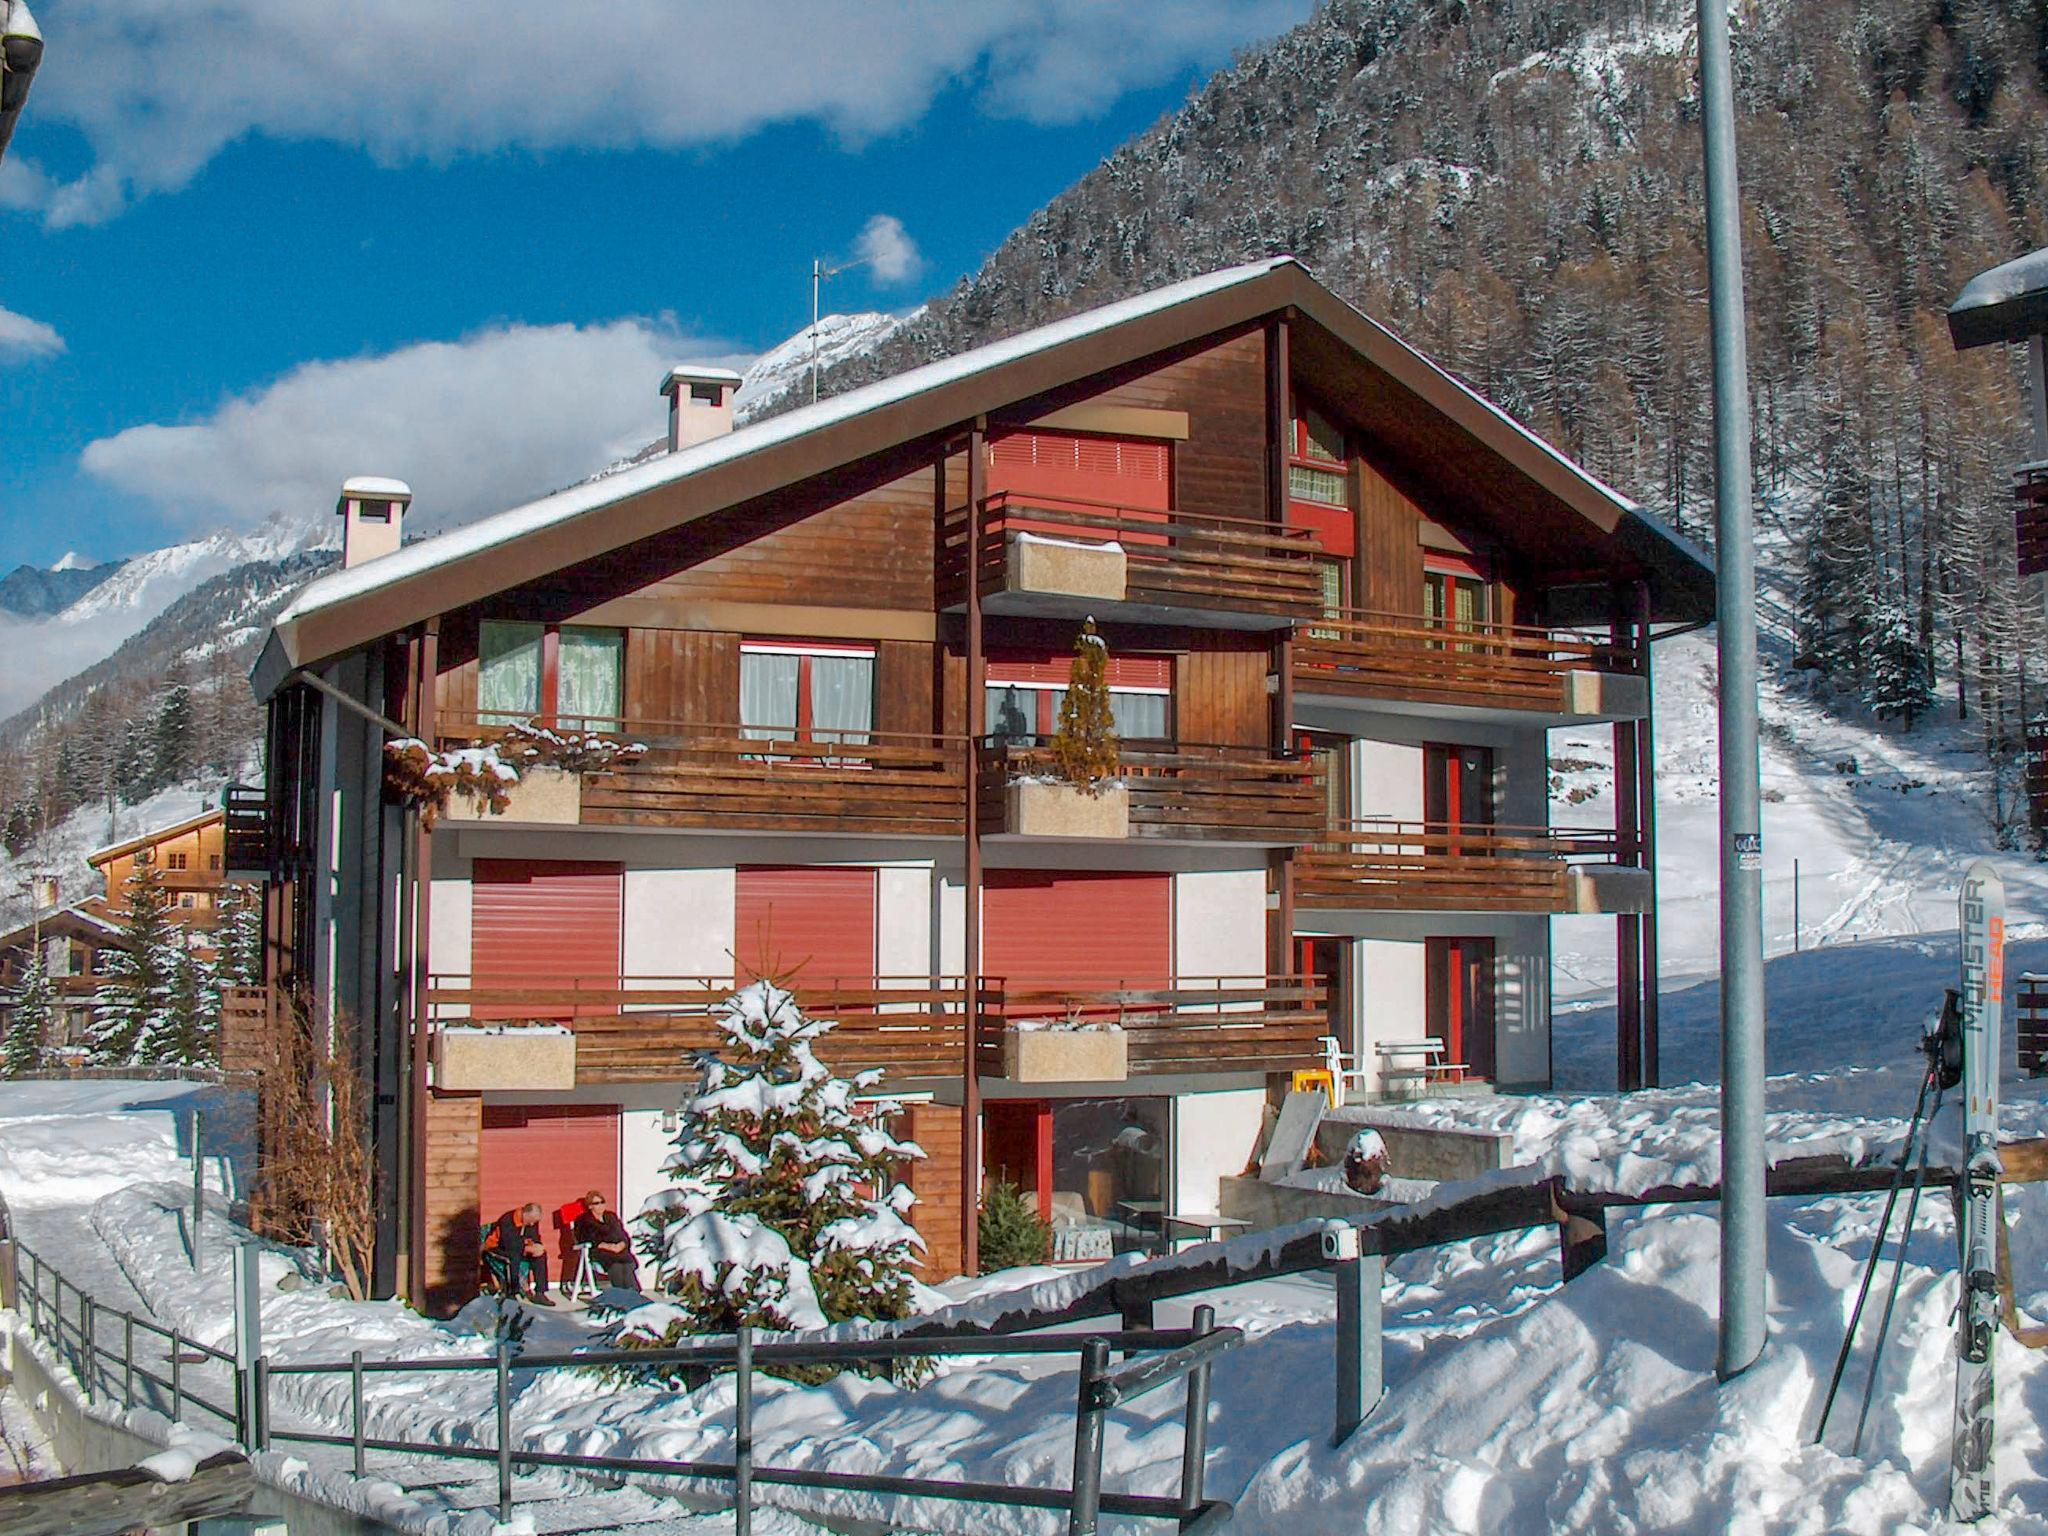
406, 616, 438, 1308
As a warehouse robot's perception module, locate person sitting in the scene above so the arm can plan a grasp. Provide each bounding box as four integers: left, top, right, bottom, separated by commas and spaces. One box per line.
493, 1202, 555, 1306
570, 1190, 642, 1292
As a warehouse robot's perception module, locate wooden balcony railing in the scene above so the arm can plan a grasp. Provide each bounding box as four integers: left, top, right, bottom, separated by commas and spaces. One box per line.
942, 491, 1327, 621
978, 738, 1325, 843
2019, 973, 2048, 1077
1296, 821, 1640, 913
424, 974, 1327, 1083
1292, 609, 1639, 711
436, 718, 968, 838
222, 783, 269, 879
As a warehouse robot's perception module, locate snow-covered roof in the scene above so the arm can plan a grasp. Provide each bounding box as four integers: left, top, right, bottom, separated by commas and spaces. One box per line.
1948, 247, 2048, 349
85, 808, 222, 868
262, 256, 1708, 683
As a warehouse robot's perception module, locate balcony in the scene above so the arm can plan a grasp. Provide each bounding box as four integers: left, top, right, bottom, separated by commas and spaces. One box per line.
435, 718, 967, 839
942, 492, 1327, 628
1292, 611, 1645, 723
978, 739, 1324, 845
1296, 822, 1647, 915
424, 974, 1327, 1085
222, 784, 270, 880
2019, 973, 2048, 1077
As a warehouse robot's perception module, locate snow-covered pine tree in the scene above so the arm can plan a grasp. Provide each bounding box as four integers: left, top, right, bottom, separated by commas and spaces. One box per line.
214, 883, 264, 989
626, 983, 925, 1356
1866, 592, 1933, 729
149, 679, 196, 794
1050, 618, 1119, 795
3, 956, 53, 1076
89, 866, 187, 1065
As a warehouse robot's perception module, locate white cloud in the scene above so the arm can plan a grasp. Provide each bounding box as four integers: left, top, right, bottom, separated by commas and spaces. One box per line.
80, 320, 750, 532
853, 214, 923, 285
0, 304, 63, 359
7, 1, 1313, 226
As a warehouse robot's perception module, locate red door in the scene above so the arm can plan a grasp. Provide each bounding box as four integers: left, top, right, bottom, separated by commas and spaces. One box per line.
471, 860, 623, 1014
985, 1100, 1054, 1219
983, 870, 1173, 993
1426, 937, 1496, 1080
478, 1104, 621, 1272
734, 866, 879, 989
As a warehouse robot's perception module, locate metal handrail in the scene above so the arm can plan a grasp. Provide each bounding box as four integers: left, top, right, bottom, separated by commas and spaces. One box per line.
13, 1227, 1238, 1536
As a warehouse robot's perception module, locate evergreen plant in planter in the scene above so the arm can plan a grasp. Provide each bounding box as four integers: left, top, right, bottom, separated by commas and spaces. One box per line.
1006, 618, 1130, 838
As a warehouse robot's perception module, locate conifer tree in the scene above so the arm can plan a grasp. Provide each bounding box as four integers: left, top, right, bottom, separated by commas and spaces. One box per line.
4, 957, 53, 1077
90, 866, 185, 1065
1050, 618, 1119, 796
626, 983, 925, 1349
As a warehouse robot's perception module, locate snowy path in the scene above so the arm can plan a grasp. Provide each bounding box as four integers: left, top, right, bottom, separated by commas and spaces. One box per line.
0, 1081, 800, 1536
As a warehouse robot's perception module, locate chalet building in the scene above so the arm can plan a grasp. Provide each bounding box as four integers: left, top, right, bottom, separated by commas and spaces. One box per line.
244, 258, 1712, 1309
0, 896, 124, 1049
88, 808, 234, 928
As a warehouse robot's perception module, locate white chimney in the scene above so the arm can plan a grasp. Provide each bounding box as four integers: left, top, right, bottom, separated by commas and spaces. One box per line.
660, 366, 742, 453
336, 476, 412, 568
30, 872, 57, 911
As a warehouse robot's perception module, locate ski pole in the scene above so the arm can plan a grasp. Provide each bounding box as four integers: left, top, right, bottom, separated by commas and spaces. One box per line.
1815, 1067, 1932, 1444
1852, 1081, 1947, 1456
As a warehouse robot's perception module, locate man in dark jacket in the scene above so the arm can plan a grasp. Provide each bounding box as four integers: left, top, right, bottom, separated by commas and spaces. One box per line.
571, 1191, 642, 1292
492, 1202, 554, 1305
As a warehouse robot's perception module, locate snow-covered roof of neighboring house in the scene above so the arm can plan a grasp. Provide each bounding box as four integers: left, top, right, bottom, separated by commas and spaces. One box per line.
85, 809, 222, 868
0, 899, 125, 953
258, 256, 1712, 688
1948, 247, 2048, 349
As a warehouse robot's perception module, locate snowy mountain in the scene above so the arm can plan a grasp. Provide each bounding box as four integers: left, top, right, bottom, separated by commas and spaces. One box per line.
0, 556, 123, 619
0, 516, 330, 722
732, 309, 913, 420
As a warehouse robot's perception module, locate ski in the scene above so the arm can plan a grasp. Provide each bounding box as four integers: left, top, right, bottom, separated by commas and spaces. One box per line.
1949, 860, 2007, 1522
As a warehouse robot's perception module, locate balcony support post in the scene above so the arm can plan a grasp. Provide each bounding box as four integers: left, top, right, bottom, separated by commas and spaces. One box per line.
1612, 596, 1643, 1092
404, 617, 438, 1308
1267, 314, 1298, 982
962, 422, 986, 1278
1636, 580, 1660, 1086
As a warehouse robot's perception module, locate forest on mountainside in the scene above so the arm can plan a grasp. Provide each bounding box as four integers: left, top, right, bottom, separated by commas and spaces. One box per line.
803, 0, 2048, 838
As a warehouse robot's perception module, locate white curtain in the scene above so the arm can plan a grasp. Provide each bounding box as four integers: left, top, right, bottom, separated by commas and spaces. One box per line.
479, 622, 542, 722
1110, 690, 1168, 741
986, 685, 1036, 741
740, 652, 800, 740
810, 655, 874, 744
557, 628, 623, 726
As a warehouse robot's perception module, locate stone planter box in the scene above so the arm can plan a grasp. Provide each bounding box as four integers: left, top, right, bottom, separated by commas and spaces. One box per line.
1005, 531, 1127, 603
442, 766, 580, 825
1003, 1027, 1128, 1083
435, 1027, 576, 1090
1566, 863, 1654, 915
1005, 779, 1129, 840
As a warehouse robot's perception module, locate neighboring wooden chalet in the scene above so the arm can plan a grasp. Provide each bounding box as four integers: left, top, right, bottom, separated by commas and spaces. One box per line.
243, 257, 1713, 1310
87, 809, 233, 928
0, 897, 124, 1050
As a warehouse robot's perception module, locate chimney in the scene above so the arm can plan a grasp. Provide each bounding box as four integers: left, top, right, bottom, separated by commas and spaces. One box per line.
30, 872, 57, 911
336, 476, 412, 568
660, 366, 741, 453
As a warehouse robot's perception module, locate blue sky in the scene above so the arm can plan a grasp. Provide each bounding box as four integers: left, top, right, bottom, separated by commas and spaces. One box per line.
0, 1, 1310, 570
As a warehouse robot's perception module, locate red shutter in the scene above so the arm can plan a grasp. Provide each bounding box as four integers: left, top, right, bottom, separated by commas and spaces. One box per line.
988, 430, 1171, 509
478, 1104, 621, 1267
987, 652, 1173, 689
983, 870, 1173, 992
471, 860, 622, 1014
734, 866, 879, 989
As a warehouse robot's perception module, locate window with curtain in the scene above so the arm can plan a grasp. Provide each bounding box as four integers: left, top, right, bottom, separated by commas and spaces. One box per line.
984, 683, 1170, 742
1289, 404, 1350, 507
739, 643, 875, 750
479, 621, 543, 722
557, 628, 624, 726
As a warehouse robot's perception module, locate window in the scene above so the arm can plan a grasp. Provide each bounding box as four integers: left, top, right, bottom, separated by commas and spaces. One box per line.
166, 851, 188, 871
985, 655, 1172, 743
208, 854, 221, 872
1423, 568, 1491, 632
739, 642, 875, 746
178, 893, 196, 909
1289, 405, 1350, 506
479, 621, 624, 726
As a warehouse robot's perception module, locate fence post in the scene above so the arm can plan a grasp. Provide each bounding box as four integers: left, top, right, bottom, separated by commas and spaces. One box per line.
123, 1312, 135, 1409
351, 1349, 366, 1477
1332, 1253, 1384, 1445
495, 1333, 513, 1527
1177, 1304, 1215, 1529
190, 1108, 205, 1271
1068, 1335, 1111, 1536
81, 1294, 95, 1404
253, 1355, 271, 1451
171, 1331, 183, 1420
734, 1326, 753, 1536
232, 1242, 262, 1451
